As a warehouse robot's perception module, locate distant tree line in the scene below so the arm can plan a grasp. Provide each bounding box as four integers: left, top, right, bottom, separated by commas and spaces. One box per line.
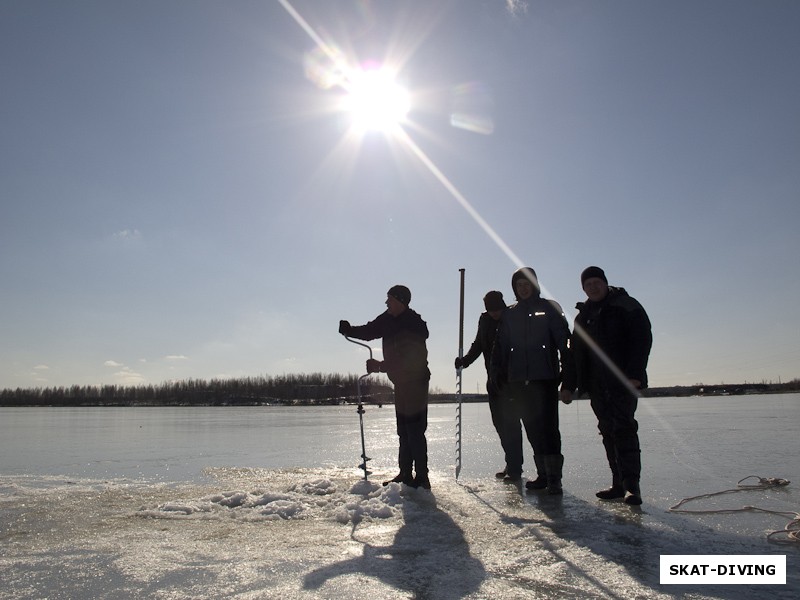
646, 379, 800, 397
0, 373, 396, 407
2, 375, 798, 407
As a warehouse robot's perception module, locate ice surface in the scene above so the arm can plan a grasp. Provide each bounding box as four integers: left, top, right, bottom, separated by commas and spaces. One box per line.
1, 397, 798, 598
1, 466, 798, 599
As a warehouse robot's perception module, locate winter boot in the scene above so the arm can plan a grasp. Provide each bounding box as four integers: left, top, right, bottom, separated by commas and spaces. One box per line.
623, 478, 642, 505
595, 485, 625, 500
596, 474, 625, 500
525, 455, 547, 490
544, 454, 564, 495
413, 473, 431, 490
383, 471, 413, 487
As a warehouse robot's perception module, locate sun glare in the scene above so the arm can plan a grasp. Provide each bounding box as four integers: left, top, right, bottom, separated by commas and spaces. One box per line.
341, 67, 410, 133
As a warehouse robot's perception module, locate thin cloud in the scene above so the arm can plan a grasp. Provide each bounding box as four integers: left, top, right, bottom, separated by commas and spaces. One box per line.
113, 367, 146, 385
104, 360, 124, 368
506, 0, 528, 16
165, 355, 189, 361
30, 365, 49, 383
112, 229, 142, 242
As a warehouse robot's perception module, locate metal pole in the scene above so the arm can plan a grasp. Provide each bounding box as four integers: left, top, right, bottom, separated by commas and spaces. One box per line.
456, 268, 465, 479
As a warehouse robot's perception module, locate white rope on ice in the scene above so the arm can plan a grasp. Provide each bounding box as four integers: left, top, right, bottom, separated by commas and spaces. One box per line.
669, 475, 799, 544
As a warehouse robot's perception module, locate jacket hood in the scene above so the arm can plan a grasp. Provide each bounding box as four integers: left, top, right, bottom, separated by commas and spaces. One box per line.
511, 267, 540, 301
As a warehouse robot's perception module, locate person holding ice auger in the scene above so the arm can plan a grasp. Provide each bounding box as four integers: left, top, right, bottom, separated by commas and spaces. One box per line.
490, 267, 576, 494
339, 285, 432, 490
573, 266, 652, 506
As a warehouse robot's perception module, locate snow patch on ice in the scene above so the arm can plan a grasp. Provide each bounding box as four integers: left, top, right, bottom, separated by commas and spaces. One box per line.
136, 477, 416, 525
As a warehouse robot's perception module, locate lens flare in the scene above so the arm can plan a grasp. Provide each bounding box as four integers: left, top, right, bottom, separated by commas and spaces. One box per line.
450, 81, 495, 135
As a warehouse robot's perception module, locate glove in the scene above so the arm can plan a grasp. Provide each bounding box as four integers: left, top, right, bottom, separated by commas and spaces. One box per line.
454, 357, 466, 370
338, 320, 352, 336
366, 358, 382, 374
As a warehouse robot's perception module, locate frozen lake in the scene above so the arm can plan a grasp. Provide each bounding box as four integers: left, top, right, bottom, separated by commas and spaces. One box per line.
1, 395, 798, 598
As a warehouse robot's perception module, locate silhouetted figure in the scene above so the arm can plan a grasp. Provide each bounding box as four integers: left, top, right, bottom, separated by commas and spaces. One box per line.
340, 285, 431, 489
573, 266, 652, 506
490, 268, 575, 494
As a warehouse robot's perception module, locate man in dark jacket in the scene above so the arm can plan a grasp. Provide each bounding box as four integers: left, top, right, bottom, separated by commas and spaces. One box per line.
490, 267, 576, 494
456, 290, 531, 481
339, 285, 432, 489
573, 266, 652, 506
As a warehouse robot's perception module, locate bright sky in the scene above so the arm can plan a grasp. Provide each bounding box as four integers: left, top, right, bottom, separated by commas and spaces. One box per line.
2, 0, 799, 394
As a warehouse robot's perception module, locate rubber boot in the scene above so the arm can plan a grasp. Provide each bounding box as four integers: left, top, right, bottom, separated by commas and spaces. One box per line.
544, 454, 564, 495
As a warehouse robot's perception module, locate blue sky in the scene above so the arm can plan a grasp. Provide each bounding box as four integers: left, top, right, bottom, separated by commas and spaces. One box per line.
2, 0, 799, 394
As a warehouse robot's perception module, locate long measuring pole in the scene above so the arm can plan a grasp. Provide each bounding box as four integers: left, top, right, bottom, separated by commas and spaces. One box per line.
456, 268, 465, 479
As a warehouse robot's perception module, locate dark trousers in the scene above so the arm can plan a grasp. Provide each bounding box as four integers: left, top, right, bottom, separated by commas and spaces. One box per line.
394, 379, 429, 476
502, 380, 561, 476
590, 387, 641, 485
487, 387, 515, 467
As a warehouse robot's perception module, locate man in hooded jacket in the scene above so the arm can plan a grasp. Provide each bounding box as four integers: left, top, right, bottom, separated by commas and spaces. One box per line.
573, 266, 652, 505
339, 285, 432, 489
490, 267, 576, 494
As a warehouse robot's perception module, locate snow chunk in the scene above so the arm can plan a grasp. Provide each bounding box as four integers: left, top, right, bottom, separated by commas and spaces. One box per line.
349, 479, 380, 495
289, 478, 337, 496
258, 499, 305, 520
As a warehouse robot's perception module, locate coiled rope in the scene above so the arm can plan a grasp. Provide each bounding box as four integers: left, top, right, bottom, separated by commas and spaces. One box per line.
669, 475, 798, 544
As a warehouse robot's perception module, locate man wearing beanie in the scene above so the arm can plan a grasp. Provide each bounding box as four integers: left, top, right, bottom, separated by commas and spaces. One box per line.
490, 267, 576, 494
573, 266, 652, 505
456, 290, 531, 482
339, 285, 432, 489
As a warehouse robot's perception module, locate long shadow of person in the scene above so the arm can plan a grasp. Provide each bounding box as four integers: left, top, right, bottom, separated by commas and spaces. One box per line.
518, 487, 798, 600
303, 489, 486, 598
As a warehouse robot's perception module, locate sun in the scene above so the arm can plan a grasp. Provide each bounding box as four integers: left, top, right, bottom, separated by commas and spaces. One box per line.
341, 66, 411, 133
